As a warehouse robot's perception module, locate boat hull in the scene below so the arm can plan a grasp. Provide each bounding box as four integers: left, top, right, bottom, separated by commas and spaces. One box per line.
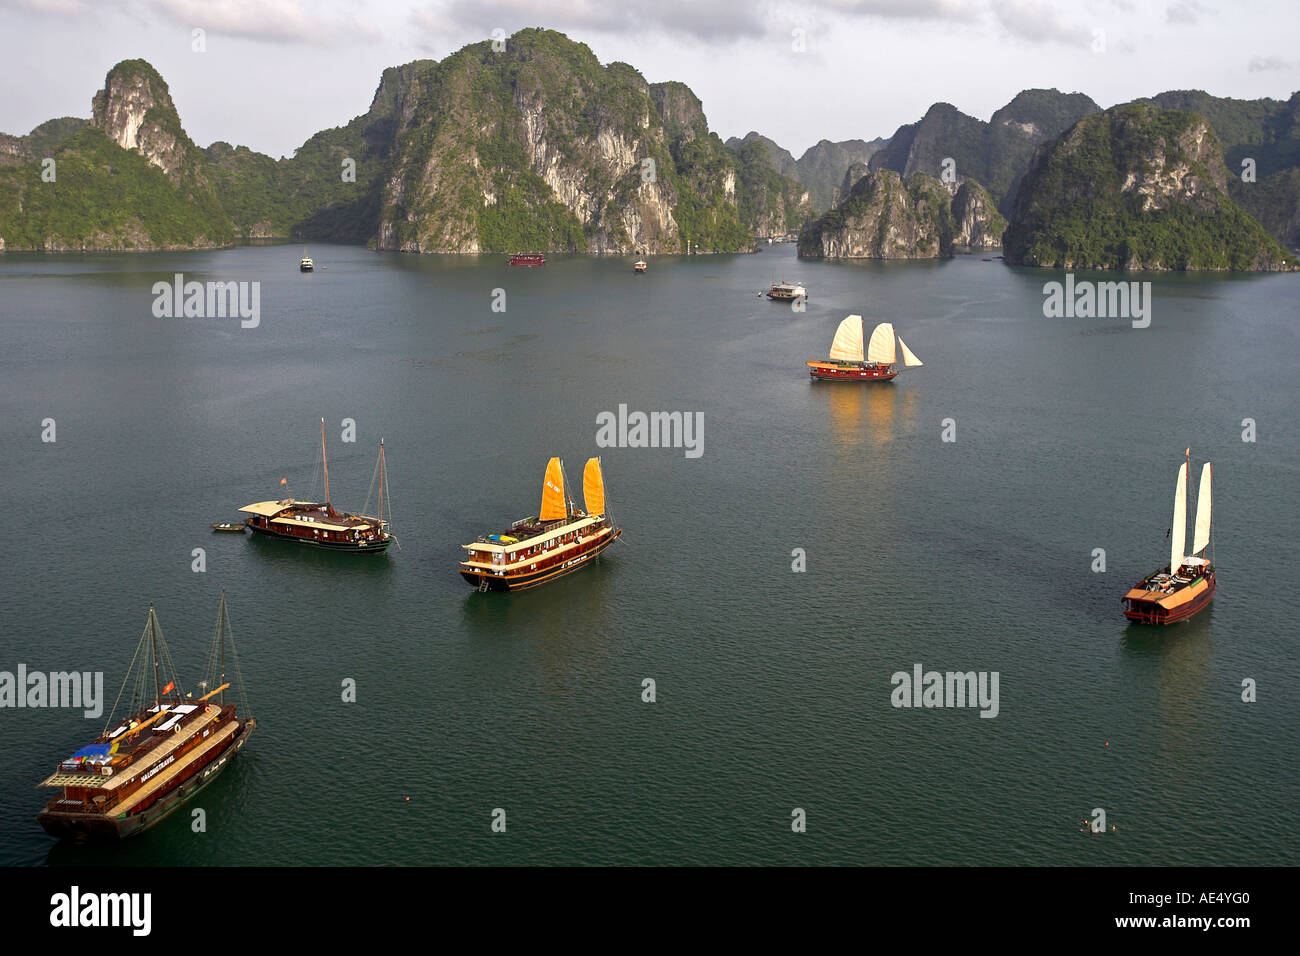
1123, 569, 1216, 625
807, 361, 899, 382
247, 520, 392, 553
38, 719, 255, 841
461, 529, 619, 591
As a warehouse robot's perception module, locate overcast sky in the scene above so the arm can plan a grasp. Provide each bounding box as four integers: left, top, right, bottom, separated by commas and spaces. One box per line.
1, 0, 1297, 159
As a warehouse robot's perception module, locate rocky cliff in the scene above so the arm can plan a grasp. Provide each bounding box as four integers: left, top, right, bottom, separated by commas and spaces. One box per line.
870, 90, 1100, 213
370, 32, 773, 253
725, 134, 886, 215
731, 139, 811, 235
0, 62, 229, 251
951, 180, 1006, 250
798, 167, 1005, 259
1003, 104, 1295, 270
798, 170, 954, 259
1123, 89, 1300, 248
90, 60, 202, 180
834, 162, 871, 205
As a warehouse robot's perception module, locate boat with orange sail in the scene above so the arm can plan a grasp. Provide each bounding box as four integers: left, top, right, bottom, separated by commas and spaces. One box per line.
807, 315, 923, 382
1123, 448, 1215, 625
459, 457, 621, 591
238, 419, 394, 553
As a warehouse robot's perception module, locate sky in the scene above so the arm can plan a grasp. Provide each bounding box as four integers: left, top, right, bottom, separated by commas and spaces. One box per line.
0, 0, 1297, 160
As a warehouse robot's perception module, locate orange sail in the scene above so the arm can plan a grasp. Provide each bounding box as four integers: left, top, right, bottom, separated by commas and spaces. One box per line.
582, 458, 605, 516
540, 457, 568, 521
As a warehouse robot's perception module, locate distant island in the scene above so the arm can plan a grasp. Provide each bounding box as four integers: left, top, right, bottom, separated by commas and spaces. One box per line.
0, 29, 1296, 270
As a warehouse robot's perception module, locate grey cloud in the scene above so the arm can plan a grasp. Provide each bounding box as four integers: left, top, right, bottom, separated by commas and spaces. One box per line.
1247, 54, 1292, 72
988, 0, 1089, 45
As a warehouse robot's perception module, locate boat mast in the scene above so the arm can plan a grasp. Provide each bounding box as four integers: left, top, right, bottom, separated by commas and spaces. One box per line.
321, 417, 331, 507
219, 591, 227, 707
149, 605, 161, 705
1183, 447, 1190, 570
378, 439, 384, 528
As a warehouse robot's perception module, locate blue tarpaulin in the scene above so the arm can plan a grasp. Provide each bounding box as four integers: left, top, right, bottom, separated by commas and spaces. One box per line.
70, 743, 112, 759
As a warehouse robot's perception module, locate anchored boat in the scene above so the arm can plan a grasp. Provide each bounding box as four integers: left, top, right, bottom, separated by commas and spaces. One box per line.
508, 253, 546, 266
460, 457, 621, 591
767, 279, 806, 301
239, 419, 394, 553
806, 315, 923, 382
37, 594, 255, 840
1123, 449, 1215, 625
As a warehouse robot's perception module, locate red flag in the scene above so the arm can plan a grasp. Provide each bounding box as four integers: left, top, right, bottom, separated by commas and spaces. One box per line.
280, 478, 288, 485
162, 681, 174, 695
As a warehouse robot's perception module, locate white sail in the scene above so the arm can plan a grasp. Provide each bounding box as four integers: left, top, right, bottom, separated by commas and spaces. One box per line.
898, 337, 923, 367
1192, 461, 1212, 555
866, 322, 896, 364
1170, 461, 1187, 574
828, 315, 864, 362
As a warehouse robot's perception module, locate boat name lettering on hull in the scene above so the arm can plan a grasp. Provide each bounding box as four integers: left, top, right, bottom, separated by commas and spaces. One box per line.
140, 753, 175, 783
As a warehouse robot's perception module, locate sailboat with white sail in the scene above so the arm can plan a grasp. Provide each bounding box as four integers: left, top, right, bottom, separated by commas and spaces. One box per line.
806, 315, 923, 382
1123, 448, 1216, 625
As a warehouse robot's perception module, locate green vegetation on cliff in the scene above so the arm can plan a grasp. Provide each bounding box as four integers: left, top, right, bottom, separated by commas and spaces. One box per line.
870, 91, 1101, 213
0, 127, 233, 249
1003, 105, 1294, 270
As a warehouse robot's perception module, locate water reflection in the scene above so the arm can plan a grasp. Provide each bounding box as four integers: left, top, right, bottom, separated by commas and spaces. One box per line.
459, 560, 618, 683
824, 380, 917, 449
1122, 609, 1213, 778
245, 530, 398, 581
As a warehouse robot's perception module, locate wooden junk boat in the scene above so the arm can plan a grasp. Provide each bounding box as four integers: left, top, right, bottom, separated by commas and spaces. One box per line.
806, 315, 923, 382
239, 419, 394, 553
37, 594, 254, 840
508, 253, 546, 266
460, 457, 621, 591
1123, 448, 1216, 625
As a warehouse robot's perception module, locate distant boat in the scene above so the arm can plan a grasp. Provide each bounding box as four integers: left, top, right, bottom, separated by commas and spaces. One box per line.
767, 279, 806, 301
239, 419, 395, 554
459, 457, 621, 591
36, 594, 255, 840
805, 315, 923, 382
299, 249, 313, 272
1123, 449, 1216, 625
210, 522, 245, 533
508, 253, 546, 266
634, 259, 647, 273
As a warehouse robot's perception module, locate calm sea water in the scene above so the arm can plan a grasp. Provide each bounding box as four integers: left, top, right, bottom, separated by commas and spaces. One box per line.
0, 242, 1295, 866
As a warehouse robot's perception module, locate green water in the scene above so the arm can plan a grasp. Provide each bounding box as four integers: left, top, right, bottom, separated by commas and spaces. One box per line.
0, 243, 1295, 865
